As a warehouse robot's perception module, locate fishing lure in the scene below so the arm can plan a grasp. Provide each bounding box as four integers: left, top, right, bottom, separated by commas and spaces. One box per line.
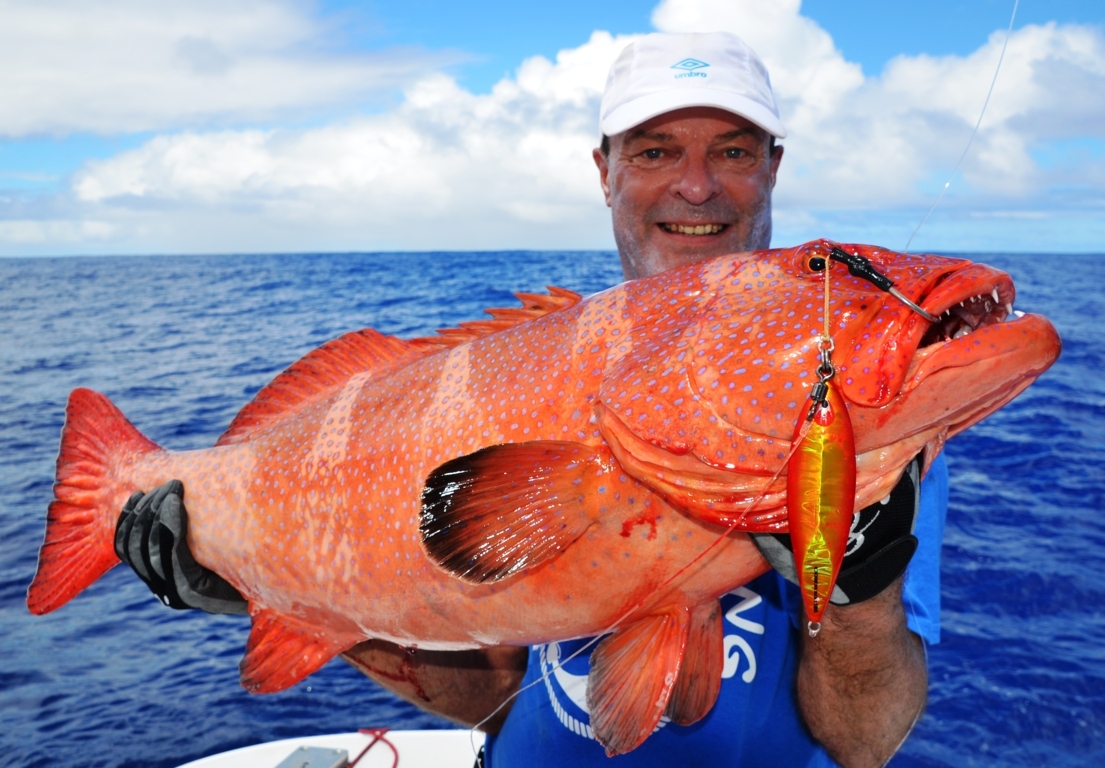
788, 257, 857, 636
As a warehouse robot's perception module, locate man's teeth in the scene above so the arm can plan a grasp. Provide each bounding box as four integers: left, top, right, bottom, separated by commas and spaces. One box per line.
662, 223, 723, 235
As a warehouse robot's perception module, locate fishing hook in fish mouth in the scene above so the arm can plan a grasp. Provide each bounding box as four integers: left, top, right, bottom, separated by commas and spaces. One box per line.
809, 247, 941, 323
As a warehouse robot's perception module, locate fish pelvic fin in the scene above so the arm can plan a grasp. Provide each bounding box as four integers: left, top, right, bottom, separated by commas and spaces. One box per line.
217, 328, 420, 446
419, 441, 611, 583
587, 607, 691, 757
240, 608, 356, 693
27, 388, 162, 615
665, 599, 723, 726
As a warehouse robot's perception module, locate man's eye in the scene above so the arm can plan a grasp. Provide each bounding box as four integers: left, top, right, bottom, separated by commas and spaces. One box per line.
643, 148, 663, 159
725, 147, 748, 159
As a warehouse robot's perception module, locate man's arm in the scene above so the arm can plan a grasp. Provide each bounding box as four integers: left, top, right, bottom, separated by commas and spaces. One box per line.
341, 641, 528, 733
796, 576, 927, 768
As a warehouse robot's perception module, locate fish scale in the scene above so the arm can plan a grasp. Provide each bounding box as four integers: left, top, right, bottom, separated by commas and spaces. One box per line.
27, 240, 1061, 757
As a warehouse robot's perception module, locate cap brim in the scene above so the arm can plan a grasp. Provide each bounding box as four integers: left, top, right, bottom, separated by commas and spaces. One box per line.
601, 90, 787, 139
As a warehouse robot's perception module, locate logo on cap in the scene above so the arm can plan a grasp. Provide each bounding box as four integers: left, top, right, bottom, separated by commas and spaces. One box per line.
671, 58, 709, 79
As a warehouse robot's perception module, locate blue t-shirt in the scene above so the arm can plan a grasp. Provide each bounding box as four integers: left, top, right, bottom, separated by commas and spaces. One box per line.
485, 455, 948, 767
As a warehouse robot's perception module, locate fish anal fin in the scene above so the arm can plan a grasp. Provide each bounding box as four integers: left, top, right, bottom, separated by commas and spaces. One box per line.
587, 607, 690, 757
420, 441, 612, 584
240, 608, 355, 693
665, 599, 723, 725
217, 329, 418, 446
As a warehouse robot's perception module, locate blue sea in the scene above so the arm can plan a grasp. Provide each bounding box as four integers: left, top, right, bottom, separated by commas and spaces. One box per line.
0, 250, 1101, 768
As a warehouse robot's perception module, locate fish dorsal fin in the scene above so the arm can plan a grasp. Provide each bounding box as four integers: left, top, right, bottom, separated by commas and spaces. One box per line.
216, 328, 419, 446
409, 287, 582, 351
217, 287, 582, 446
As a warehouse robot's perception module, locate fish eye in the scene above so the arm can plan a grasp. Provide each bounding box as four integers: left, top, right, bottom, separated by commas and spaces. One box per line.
807, 256, 827, 272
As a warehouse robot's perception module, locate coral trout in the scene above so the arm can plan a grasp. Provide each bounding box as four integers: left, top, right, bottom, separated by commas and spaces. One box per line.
28, 241, 1060, 755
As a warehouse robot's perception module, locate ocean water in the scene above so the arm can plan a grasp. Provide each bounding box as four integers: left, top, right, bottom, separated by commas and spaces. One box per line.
0, 250, 1101, 767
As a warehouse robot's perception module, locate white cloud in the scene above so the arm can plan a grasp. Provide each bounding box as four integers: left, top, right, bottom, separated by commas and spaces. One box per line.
4, 0, 1105, 255
57, 30, 635, 253
0, 0, 455, 137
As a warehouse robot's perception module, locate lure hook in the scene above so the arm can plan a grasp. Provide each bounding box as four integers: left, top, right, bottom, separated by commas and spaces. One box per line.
827, 247, 940, 323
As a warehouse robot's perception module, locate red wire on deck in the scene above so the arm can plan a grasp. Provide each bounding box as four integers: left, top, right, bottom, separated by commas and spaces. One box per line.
348, 728, 399, 768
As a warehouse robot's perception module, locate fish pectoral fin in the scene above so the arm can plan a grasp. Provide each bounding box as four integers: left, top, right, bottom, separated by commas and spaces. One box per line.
665, 599, 723, 726
240, 608, 354, 693
420, 441, 613, 583
586, 607, 691, 757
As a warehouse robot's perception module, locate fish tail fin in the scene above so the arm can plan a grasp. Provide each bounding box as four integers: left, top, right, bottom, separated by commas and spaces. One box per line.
27, 388, 162, 615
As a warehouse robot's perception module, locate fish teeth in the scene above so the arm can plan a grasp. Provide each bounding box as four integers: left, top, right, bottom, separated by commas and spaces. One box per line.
991, 288, 1000, 303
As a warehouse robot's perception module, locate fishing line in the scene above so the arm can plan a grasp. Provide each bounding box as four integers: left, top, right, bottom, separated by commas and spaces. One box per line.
822, 252, 832, 342
903, 0, 1020, 253
467, 262, 849, 743
471, 5, 1022, 745
468, 407, 817, 744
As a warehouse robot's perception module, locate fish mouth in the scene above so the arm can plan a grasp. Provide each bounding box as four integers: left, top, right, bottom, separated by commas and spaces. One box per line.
915, 269, 1016, 350
659, 222, 727, 237
854, 262, 1059, 505
889, 262, 1060, 445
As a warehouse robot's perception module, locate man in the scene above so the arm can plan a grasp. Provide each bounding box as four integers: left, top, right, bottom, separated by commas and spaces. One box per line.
117, 32, 946, 768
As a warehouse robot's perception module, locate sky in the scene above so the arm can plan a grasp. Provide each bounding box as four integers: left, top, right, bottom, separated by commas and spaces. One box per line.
1, 0, 1103, 256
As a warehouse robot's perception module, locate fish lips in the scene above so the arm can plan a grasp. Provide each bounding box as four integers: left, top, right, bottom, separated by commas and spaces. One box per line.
851, 262, 1061, 454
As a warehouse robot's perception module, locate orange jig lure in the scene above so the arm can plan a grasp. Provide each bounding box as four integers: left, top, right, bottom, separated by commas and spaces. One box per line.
787, 261, 857, 636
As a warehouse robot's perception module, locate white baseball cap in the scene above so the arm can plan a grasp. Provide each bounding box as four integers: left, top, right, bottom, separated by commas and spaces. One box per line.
599, 32, 786, 139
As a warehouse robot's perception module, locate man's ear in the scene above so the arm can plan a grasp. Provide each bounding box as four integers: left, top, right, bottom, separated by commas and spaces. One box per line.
769, 144, 784, 189
593, 148, 612, 207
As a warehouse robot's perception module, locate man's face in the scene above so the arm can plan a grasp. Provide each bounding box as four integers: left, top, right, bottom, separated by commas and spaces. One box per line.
594, 107, 783, 280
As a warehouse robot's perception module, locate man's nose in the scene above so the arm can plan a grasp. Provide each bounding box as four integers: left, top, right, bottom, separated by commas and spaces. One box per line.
671, 153, 720, 205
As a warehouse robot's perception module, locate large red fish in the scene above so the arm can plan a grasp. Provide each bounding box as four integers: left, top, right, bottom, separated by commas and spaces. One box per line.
28, 241, 1060, 755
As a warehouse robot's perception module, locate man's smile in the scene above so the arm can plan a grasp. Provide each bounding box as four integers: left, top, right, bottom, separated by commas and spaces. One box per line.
659, 223, 728, 236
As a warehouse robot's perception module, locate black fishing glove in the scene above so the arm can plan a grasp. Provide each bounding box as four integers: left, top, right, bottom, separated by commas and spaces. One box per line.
115, 480, 249, 615
751, 455, 922, 606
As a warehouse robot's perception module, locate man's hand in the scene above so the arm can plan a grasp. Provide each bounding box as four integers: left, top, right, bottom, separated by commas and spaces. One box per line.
752, 457, 928, 767
797, 577, 927, 768
115, 480, 249, 615
752, 455, 922, 605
